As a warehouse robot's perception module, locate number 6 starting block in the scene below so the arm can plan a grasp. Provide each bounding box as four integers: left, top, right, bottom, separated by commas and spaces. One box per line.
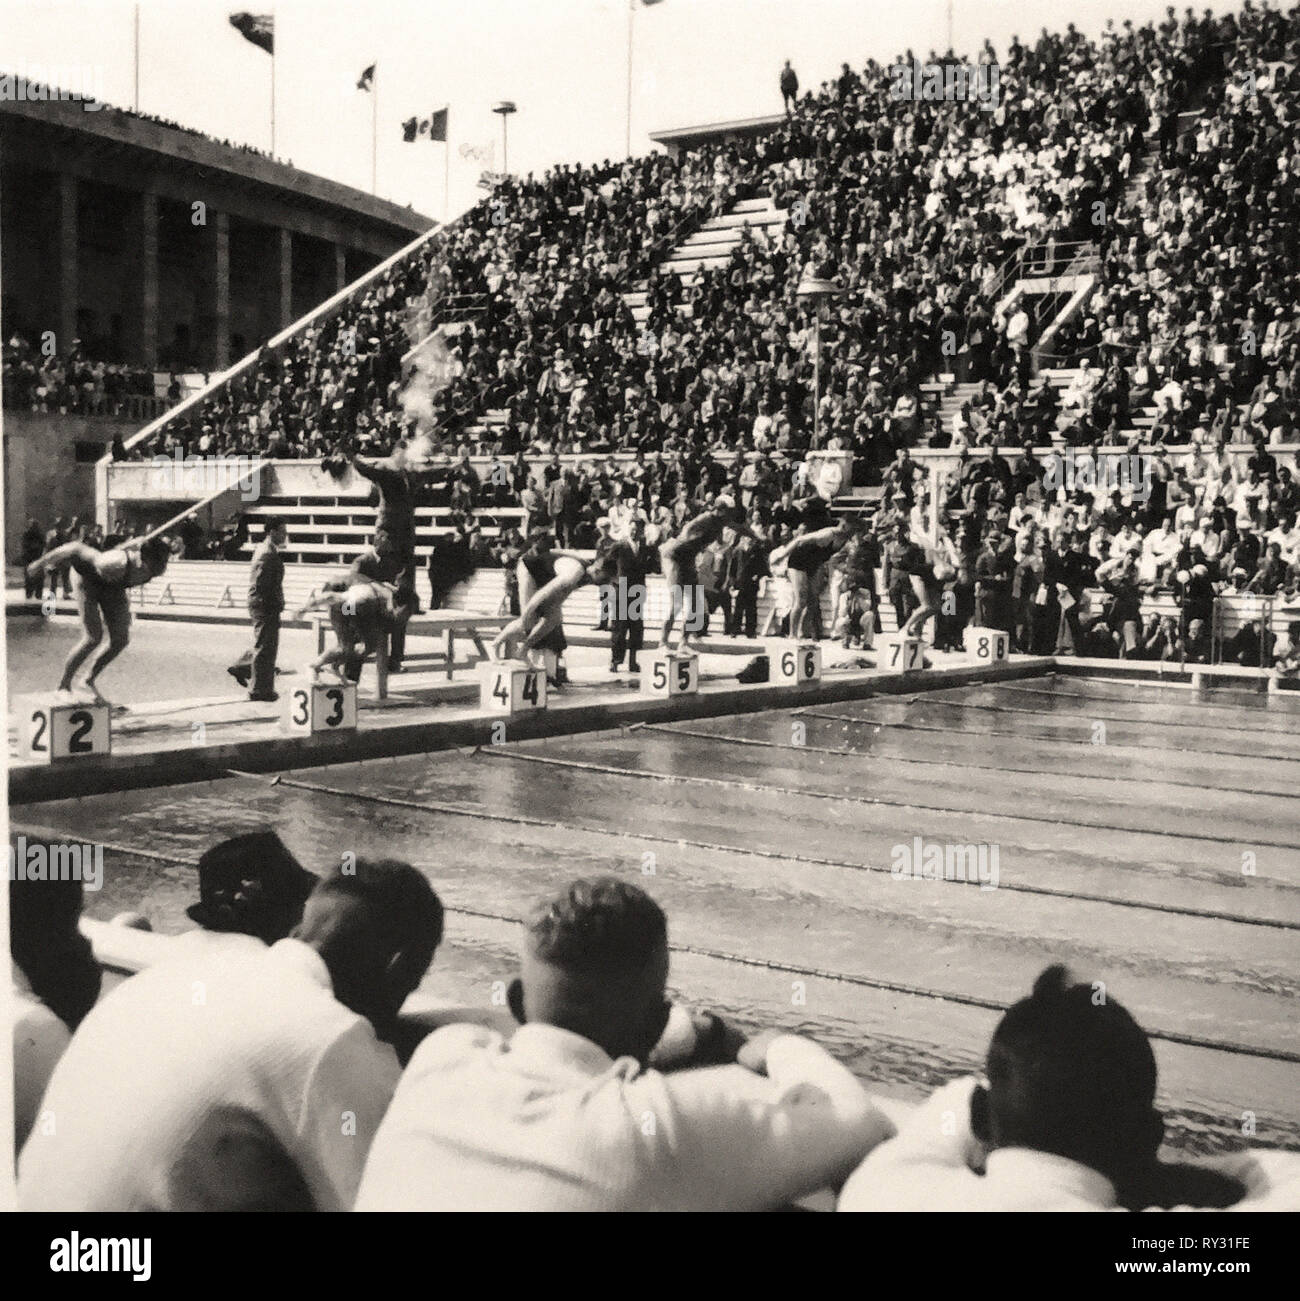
769, 640, 822, 685
879, 635, 925, 674
8, 695, 111, 762
964, 626, 1010, 663
284, 681, 357, 734
481, 660, 547, 714
643, 651, 699, 697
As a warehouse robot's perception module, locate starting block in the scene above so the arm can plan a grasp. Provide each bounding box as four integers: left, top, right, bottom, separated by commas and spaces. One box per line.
283, 681, 358, 735
8, 695, 111, 762
769, 640, 822, 685
964, 626, 1010, 664
879, 635, 925, 674
482, 659, 547, 714
643, 651, 699, 697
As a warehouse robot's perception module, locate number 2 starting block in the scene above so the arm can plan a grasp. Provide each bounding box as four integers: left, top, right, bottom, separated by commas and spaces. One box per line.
768, 640, 822, 685
964, 626, 1010, 663
481, 660, 547, 714
879, 635, 925, 674
643, 651, 699, 697
284, 681, 358, 734
8, 695, 111, 763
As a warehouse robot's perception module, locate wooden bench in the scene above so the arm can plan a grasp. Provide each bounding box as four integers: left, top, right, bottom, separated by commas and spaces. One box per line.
313, 610, 512, 698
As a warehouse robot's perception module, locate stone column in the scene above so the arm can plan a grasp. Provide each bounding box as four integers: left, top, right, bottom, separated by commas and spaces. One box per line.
335, 243, 348, 294
213, 210, 230, 368
278, 227, 293, 329
140, 190, 158, 368
58, 172, 78, 351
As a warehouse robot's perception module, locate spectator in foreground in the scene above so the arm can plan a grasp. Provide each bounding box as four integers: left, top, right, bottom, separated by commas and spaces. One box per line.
11, 864, 102, 1151
356, 876, 890, 1211
838, 964, 1300, 1212
19, 859, 442, 1210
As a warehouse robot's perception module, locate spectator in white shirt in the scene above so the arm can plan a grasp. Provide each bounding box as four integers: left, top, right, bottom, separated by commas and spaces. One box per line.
10, 867, 102, 1152
19, 858, 442, 1211
357, 876, 891, 1211
840, 965, 1292, 1213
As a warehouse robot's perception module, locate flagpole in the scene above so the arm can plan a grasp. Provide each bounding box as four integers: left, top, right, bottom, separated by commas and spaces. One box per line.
133, 2, 140, 111
371, 65, 378, 194
625, 0, 633, 158
270, 44, 276, 156
443, 135, 449, 223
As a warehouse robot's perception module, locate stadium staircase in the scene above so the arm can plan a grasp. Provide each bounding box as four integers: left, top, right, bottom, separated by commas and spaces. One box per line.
621, 196, 787, 326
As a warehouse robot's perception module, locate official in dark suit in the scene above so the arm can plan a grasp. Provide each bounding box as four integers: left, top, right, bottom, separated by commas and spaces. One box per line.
608, 518, 654, 673
228, 519, 287, 700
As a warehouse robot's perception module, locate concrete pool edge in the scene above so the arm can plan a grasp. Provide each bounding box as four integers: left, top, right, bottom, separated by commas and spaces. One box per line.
9, 657, 1054, 803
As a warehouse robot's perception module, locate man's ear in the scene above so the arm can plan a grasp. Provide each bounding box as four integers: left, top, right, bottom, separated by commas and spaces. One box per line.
970, 1081, 992, 1145
507, 978, 526, 1025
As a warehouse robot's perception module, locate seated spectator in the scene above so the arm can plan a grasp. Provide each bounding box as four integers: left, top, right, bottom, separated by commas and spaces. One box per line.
839, 965, 1297, 1211
10, 861, 103, 1151
20, 858, 442, 1210
356, 876, 890, 1211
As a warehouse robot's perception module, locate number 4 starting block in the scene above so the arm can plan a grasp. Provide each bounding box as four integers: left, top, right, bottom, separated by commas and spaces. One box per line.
481, 660, 547, 714
964, 626, 1010, 663
879, 635, 925, 674
8, 695, 111, 762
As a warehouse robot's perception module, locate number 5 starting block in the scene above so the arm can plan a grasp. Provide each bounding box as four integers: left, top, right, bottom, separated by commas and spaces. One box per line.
8, 695, 111, 762
643, 651, 699, 697
879, 635, 925, 674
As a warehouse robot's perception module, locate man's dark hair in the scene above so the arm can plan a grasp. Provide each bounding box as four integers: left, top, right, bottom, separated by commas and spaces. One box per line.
983, 965, 1159, 1186
311, 858, 444, 978
139, 536, 171, 570
262, 517, 285, 534
526, 877, 667, 978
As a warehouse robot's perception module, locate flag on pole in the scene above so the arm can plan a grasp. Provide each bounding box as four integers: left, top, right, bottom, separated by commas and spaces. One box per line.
229, 12, 274, 54
401, 106, 448, 143
356, 63, 376, 91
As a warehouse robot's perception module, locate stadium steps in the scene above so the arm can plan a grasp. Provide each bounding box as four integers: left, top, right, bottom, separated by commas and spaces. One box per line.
623, 195, 786, 324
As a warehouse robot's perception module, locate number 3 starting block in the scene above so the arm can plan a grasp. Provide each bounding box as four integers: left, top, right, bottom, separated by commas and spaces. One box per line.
964, 626, 1010, 663
643, 651, 698, 697
769, 640, 822, 685
8, 695, 111, 762
482, 660, 547, 714
879, 635, 925, 674
284, 681, 358, 734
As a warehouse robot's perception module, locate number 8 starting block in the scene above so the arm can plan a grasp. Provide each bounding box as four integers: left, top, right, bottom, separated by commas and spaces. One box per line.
964, 626, 1010, 663
8, 695, 111, 762
481, 660, 547, 714
879, 635, 925, 674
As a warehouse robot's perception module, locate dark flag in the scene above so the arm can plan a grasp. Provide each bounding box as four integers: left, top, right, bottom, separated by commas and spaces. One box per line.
402, 107, 448, 143
229, 12, 274, 55
401, 116, 419, 142
429, 106, 448, 141
357, 64, 376, 91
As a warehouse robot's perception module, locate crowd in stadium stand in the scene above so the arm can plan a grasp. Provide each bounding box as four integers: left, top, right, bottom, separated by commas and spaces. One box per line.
12, 837, 1298, 1211
3, 334, 161, 415
69, 5, 1300, 664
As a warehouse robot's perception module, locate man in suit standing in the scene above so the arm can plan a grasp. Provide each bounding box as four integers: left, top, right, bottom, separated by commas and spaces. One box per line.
229, 518, 287, 700
779, 60, 799, 113
608, 517, 654, 674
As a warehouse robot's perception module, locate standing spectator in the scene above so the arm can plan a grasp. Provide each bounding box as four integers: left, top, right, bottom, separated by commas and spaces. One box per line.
545, 470, 575, 549
608, 516, 654, 673
779, 59, 799, 113
20, 859, 443, 1212
725, 533, 767, 640
227, 518, 286, 702
21, 519, 44, 598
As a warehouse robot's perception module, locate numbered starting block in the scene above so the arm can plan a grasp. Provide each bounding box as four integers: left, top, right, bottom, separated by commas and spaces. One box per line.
642, 651, 699, 697
283, 681, 358, 735
481, 659, 547, 714
769, 640, 822, 685
8, 695, 111, 763
879, 635, 926, 674
964, 626, 1010, 664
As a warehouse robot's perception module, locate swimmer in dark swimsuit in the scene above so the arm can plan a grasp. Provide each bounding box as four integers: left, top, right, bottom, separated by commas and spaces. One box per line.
659, 501, 761, 653
492, 550, 618, 669
768, 521, 854, 639
28, 537, 171, 703
294, 577, 414, 683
